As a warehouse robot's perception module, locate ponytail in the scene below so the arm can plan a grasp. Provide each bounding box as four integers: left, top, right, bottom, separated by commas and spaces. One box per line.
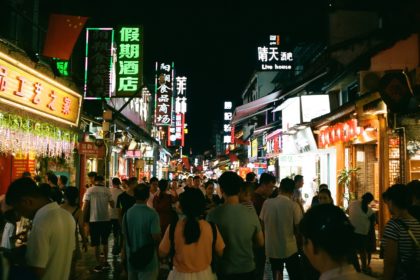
184, 215, 200, 244
179, 188, 205, 245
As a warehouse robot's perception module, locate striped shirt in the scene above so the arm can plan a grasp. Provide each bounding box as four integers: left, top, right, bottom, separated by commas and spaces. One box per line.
382, 217, 420, 280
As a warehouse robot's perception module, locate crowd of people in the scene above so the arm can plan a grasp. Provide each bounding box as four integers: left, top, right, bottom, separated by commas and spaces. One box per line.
0, 170, 419, 280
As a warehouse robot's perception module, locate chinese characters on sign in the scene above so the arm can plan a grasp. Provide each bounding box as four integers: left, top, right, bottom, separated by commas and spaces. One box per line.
318, 119, 362, 148
175, 76, 187, 114
223, 101, 233, 145
0, 52, 82, 126
155, 62, 173, 126
116, 26, 143, 96
55, 60, 69, 76
169, 76, 187, 147
168, 113, 185, 147
84, 28, 114, 99
257, 35, 293, 71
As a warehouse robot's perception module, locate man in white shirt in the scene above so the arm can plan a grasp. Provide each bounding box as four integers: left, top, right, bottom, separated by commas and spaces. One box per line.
260, 177, 303, 280
83, 175, 114, 272
109, 177, 123, 255
147, 177, 159, 208
6, 177, 75, 280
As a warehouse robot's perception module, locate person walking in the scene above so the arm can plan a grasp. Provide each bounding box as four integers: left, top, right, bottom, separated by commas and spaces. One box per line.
348, 192, 374, 274
204, 180, 223, 214
153, 179, 178, 234
6, 177, 76, 280
299, 204, 374, 280
117, 177, 137, 219
207, 171, 264, 280
159, 188, 225, 279
61, 186, 88, 279
82, 175, 114, 272
47, 173, 63, 204
109, 177, 123, 255
260, 177, 303, 280
147, 177, 159, 209
123, 184, 161, 280
382, 184, 420, 280
293, 175, 305, 214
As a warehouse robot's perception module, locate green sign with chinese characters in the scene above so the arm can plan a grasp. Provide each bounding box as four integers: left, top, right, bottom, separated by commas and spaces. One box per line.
55, 60, 69, 76
116, 26, 143, 96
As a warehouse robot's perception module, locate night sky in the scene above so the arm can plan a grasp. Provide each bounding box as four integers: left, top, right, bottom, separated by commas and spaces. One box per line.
43, 1, 338, 154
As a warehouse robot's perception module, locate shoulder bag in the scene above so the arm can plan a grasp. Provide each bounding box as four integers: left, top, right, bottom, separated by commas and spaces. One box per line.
124, 214, 155, 270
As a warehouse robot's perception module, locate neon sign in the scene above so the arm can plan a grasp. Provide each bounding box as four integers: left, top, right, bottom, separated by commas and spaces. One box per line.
0, 52, 81, 126
257, 35, 293, 71
116, 26, 143, 96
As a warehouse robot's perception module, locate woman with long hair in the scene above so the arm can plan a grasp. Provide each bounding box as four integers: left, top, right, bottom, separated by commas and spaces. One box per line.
159, 188, 225, 280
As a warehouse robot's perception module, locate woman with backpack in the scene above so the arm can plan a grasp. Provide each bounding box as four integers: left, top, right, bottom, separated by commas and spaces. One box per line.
159, 188, 225, 280
382, 184, 420, 280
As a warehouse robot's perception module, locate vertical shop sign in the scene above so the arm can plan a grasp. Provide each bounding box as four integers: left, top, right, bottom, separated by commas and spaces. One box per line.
116, 26, 143, 96
168, 76, 187, 146
251, 138, 258, 158
155, 62, 173, 126
84, 28, 114, 100
223, 101, 233, 146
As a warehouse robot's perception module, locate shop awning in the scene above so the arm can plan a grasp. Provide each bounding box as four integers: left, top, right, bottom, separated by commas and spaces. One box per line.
107, 104, 159, 147
231, 91, 280, 125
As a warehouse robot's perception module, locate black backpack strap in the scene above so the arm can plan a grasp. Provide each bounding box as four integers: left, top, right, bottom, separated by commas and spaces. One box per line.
168, 222, 177, 269
209, 221, 217, 250
208, 221, 217, 272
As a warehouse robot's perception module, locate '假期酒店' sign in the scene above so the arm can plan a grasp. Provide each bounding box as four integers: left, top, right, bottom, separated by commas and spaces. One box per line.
0, 51, 82, 126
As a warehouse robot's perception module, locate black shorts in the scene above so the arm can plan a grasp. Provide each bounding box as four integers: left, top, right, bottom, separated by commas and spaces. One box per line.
89, 221, 111, 246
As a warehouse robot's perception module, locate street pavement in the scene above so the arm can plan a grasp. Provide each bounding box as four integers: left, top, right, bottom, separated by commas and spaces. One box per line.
75, 241, 384, 280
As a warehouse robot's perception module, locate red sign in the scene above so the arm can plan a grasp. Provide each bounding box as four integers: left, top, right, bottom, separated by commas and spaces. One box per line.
318, 119, 363, 148
11, 153, 36, 181
266, 129, 282, 157
78, 142, 105, 157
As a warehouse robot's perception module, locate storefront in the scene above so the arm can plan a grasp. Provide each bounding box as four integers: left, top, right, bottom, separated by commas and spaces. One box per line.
279, 127, 319, 210
265, 129, 281, 177
0, 50, 81, 193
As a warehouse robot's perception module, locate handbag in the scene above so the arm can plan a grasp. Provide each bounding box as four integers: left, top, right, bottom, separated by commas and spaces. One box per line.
124, 214, 155, 270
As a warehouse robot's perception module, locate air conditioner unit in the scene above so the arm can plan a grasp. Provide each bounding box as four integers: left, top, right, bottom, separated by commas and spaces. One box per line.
359, 71, 385, 95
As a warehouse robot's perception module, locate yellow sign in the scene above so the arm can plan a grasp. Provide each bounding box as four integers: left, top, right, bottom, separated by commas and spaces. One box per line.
0, 52, 82, 126
251, 138, 258, 158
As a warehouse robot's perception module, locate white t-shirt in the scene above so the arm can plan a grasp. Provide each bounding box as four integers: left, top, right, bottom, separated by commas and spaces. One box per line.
1, 223, 15, 249
84, 185, 113, 222
109, 187, 123, 220
348, 200, 374, 235
26, 202, 75, 280
260, 194, 303, 259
